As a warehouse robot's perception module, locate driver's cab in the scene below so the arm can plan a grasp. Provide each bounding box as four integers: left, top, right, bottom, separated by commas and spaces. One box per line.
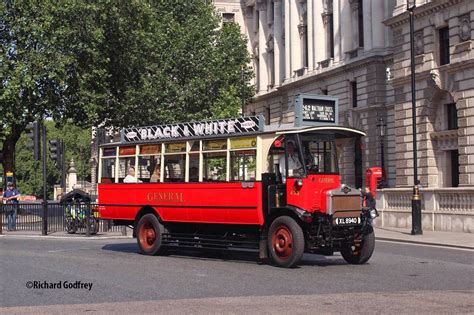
264, 126, 363, 214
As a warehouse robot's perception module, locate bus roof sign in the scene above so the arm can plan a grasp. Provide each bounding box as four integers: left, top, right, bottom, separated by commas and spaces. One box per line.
121, 116, 263, 143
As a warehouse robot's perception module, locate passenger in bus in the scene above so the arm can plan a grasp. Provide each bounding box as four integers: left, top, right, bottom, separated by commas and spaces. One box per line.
150, 165, 161, 183
279, 140, 302, 178
123, 167, 142, 183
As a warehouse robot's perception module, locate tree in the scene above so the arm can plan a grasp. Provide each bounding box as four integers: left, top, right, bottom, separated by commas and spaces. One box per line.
13, 121, 91, 198
0, 0, 254, 180
0, 1, 103, 178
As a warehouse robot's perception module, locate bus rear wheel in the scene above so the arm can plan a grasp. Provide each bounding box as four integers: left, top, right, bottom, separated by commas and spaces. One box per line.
136, 213, 166, 256
268, 216, 305, 268
340, 226, 375, 264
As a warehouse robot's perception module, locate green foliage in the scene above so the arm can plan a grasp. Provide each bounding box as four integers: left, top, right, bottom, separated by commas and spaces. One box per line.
14, 121, 91, 197
1, 0, 254, 182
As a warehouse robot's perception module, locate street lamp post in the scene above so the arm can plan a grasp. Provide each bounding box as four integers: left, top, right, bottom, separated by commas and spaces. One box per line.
377, 117, 386, 188
407, 1, 422, 235
241, 65, 245, 117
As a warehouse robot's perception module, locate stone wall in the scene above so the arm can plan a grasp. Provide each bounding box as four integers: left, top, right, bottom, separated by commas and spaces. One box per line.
375, 188, 474, 233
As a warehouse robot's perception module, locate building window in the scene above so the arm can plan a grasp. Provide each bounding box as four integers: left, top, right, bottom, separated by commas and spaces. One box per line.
450, 150, 459, 187
351, 81, 357, 108
447, 103, 458, 130
265, 107, 271, 125
222, 13, 235, 23
358, 0, 364, 47
439, 27, 450, 65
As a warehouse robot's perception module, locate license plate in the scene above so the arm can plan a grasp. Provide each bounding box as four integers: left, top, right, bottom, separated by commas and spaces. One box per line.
334, 217, 361, 225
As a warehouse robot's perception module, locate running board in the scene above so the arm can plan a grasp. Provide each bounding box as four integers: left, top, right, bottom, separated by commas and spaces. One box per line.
161, 233, 259, 251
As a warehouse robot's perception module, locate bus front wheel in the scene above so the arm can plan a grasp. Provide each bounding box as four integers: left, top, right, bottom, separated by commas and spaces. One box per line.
340, 226, 375, 264
268, 216, 305, 268
136, 214, 166, 256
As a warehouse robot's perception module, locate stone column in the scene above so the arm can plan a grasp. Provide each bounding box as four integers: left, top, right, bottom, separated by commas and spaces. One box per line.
274, 0, 284, 85
290, 0, 301, 72
258, 1, 268, 93
321, 3, 331, 61
332, 0, 341, 62
370, 0, 384, 49
313, 0, 325, 65
307, 0, 314, 70
298, 23, 307, 70
284, 0, 291, 80
266, 36, 274, 88
349, 0, 360, 50
67, 159, 77, 192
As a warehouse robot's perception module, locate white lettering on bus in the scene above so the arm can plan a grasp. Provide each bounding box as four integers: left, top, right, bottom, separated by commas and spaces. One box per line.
228, 121, 235, 133
140, 129, 148, 140
163, 126, 171, 137
218, 121, 227, 133
194, 123, 205, 136
183, 126, 191, 137
171, 126, 179, 137
205, 123, 213, 135
154, 128, 163, 139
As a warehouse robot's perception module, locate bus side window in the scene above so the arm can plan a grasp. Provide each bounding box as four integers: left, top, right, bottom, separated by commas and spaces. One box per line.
230, 150, 256, 181
203, 152, 226, 181
164, 155, 185, 182
118, 157, 136, 183
101, 158, 116, 183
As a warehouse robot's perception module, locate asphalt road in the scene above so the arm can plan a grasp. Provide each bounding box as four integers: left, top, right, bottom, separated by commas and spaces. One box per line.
1, 236, 473, 313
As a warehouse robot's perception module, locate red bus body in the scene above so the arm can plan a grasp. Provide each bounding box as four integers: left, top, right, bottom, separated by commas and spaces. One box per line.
99, 174, 341, 226
99, 182, 264, 225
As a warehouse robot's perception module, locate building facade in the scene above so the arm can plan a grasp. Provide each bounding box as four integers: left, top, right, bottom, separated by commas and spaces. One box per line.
213, 0, 474, 232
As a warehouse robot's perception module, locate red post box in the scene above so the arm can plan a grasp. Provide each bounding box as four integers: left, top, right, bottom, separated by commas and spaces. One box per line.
365, 167, 382, 197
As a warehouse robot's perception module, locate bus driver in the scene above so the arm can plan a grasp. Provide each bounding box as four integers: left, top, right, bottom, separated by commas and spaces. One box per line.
279, 140, 302, 178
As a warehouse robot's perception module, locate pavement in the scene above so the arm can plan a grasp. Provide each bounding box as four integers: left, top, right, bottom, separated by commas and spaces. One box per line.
1, 225, 473, 249
374, 226, 474, 249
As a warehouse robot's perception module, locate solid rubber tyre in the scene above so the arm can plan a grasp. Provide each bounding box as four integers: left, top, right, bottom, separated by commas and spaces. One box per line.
267, 216, 305, 268
136, 213, 167, 255
340, 226, 375, 264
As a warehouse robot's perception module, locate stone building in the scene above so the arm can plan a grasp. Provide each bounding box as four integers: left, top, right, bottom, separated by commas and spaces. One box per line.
215, 0, 396, 188
213, 0, 474, 232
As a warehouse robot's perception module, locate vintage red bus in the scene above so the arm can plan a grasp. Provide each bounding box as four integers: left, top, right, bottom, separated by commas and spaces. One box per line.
98, 115, 377, 267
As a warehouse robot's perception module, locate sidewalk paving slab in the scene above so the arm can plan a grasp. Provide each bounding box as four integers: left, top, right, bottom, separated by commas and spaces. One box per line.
375, 227, 474, 249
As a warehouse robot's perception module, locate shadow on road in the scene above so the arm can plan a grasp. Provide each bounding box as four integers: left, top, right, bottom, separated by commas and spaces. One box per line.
102, 243, 137, 253
101, 243, 348, 267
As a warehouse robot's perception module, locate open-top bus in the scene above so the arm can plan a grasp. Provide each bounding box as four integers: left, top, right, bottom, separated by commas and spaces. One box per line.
98, 115, 377, 267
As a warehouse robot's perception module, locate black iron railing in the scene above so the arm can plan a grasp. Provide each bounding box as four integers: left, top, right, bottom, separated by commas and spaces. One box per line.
0, 202, 126, 236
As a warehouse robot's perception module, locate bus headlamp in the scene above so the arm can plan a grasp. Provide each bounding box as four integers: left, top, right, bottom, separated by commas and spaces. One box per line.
369, 209, 378, 219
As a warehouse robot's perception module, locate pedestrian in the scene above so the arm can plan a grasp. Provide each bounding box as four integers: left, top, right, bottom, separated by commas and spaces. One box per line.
362, 186, 376, 225
3, 182, 20, 231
